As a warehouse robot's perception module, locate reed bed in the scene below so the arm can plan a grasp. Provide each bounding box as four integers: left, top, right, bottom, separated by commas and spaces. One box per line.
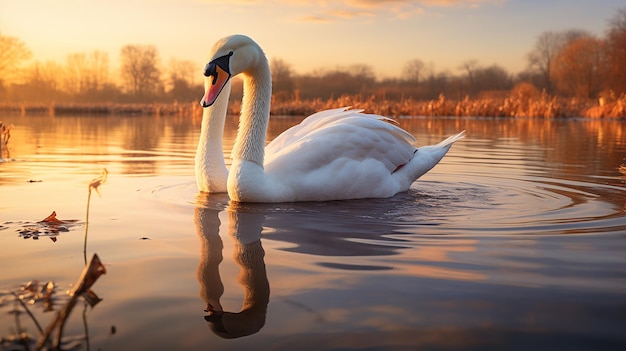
263, 93, 626, 118
1, 93, 625, 118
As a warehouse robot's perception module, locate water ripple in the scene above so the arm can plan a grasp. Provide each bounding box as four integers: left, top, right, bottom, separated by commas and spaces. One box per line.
151, 167, 626, 242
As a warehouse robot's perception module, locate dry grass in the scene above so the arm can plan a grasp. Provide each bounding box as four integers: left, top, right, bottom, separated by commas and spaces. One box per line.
1, 92, 625, 118
263, 92, 626, 118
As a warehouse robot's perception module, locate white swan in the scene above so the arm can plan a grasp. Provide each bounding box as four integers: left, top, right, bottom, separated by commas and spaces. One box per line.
200, 34, 465, 203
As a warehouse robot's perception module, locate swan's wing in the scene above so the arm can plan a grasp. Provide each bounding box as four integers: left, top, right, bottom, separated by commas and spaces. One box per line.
266, 108, 415, 156
266, 107, 354, 154
264, 113, 417, 177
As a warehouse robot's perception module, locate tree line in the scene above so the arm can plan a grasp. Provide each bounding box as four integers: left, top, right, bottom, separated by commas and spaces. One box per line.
1, 8, 624, 106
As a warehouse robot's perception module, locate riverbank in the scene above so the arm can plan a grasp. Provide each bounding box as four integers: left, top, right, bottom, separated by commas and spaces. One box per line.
1, 93, 625, 118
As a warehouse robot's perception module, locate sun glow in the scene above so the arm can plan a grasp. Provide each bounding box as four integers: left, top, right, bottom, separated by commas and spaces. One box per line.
1, 0, 620, 81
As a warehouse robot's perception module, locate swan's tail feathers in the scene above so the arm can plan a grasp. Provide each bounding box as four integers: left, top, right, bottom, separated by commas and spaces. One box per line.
436, 130, 466, 149
392, 130, 466, 190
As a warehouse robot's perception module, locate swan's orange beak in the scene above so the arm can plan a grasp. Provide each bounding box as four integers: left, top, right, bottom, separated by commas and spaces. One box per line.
202, 65, 230, 107
201, 52, 233, 108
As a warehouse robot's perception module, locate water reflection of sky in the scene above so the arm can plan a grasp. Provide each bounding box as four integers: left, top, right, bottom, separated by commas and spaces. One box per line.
1, 114, 625, 350
191, 194, 624, 350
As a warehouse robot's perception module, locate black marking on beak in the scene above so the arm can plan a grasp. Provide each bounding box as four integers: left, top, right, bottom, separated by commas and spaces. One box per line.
204, 51, 234, 82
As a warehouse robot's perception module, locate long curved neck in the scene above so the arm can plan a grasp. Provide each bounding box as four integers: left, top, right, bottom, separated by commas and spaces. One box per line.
195, 81, 231, 192
231, 58, 272, 166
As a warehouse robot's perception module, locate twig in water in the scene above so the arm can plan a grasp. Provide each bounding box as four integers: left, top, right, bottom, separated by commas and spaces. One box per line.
36, 254, 106, 350
10, 291, 45, 336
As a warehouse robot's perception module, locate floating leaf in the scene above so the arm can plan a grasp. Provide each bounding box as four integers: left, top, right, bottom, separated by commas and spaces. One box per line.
11, 212, 80, 241
40, 211, 65, 224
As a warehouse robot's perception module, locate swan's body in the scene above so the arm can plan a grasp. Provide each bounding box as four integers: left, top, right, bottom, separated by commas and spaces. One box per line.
198, 35, 465, 203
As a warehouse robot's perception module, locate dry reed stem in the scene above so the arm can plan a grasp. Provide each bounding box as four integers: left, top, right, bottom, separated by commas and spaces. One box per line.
84, 169, 108, 265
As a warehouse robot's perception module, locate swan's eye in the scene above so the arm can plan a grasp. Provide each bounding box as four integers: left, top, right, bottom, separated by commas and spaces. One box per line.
204, 62, 217, 83
213, 53, 232, 74
204, 52, 233, 85
204, 52, 233, 86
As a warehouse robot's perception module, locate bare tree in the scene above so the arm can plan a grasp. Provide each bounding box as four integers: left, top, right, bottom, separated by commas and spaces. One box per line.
64, 53, 86, 94
404, 58, 425, 84
11, 60, 67, 102
605, 7, 626, 94
271, 58, 294, 101
552, 35, 606, 98
458, 59, 479, 95
473, 64, 513, 93
0, 33, 32, 87
527, 30, 589, 93
119, 44, 162, 97
527, 31, 560, 93
348, 64, 375, 81
29, 61, 63, 90
63, 51, 110, 97
422, 61, 448, 99
167, 58, 197, 101
169, 59, 195, 86
87, 50, 110, 92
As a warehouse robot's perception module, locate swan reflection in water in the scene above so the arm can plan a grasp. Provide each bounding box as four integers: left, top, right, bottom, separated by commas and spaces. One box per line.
192, 190, 462, 340
192, 190, 417, 340
194, 194, 270, 339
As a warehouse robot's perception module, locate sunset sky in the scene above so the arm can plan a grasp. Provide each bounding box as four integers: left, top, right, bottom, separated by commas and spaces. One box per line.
1, 0, 623, 79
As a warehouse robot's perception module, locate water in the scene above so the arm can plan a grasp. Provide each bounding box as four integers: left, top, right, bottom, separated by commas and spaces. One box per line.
1, 113, 625, 350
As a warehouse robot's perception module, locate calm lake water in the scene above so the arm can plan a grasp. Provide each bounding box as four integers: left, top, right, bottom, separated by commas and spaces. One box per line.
1, 112, 625, 350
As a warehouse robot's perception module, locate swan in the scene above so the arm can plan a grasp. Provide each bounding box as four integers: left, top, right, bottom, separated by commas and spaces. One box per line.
200, 34, 465, 203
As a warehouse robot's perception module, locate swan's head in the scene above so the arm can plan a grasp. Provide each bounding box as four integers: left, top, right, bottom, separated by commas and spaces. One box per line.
201, 35, 265, 108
